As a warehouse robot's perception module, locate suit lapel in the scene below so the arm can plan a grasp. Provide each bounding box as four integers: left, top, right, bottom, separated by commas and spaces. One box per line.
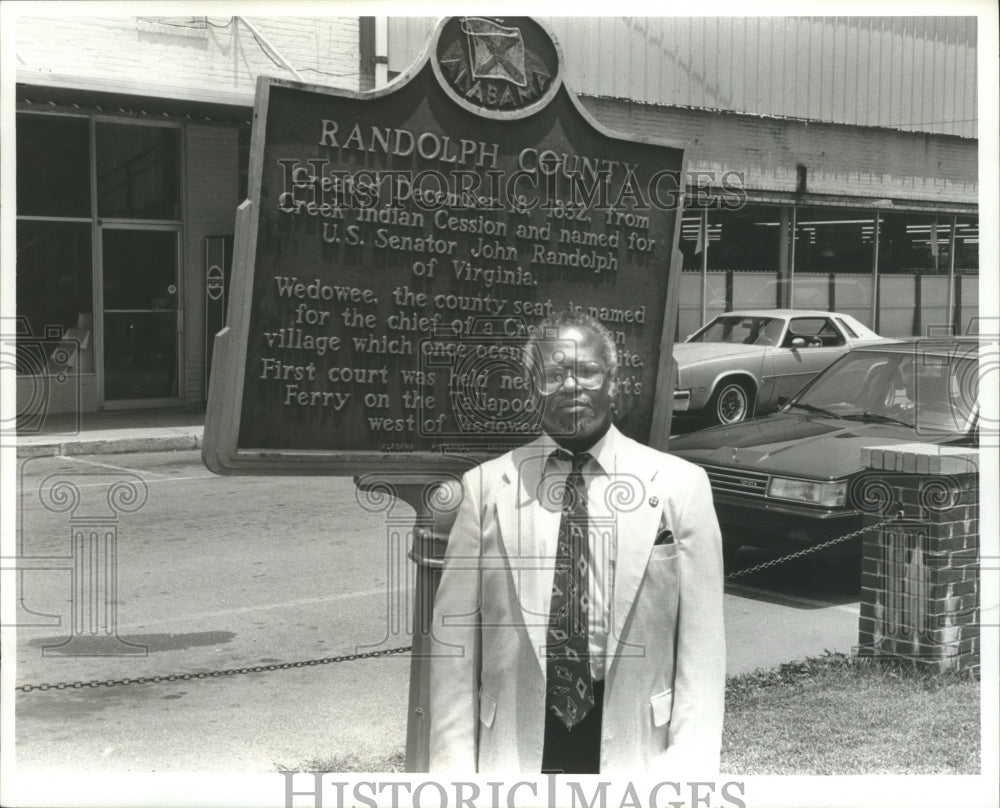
608, 442, 664, 666
494, 441, 560, 674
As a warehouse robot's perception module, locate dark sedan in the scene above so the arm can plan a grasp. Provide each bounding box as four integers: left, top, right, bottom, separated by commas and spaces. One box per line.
668, 339, 981, 562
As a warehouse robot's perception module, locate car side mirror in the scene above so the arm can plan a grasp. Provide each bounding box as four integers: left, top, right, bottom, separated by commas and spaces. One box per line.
790, 337, 807, 349
777, 395, 790, 407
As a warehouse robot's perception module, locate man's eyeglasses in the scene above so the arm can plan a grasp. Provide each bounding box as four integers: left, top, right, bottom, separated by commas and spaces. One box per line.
538, 362, 606, 394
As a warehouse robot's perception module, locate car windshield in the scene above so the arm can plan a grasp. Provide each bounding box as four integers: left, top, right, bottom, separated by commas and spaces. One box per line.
690, 316, 784, 346
791, 348, 978, 433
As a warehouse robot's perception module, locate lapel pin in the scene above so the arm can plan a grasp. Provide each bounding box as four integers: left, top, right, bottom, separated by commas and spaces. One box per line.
649, 496, 659, 507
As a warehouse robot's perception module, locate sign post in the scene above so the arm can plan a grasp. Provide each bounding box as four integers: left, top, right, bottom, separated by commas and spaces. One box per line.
203, 16, 687, 771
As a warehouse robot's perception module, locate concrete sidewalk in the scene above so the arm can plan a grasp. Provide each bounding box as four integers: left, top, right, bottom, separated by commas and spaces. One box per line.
13, 407, 696, 459
15, 407, 205, 458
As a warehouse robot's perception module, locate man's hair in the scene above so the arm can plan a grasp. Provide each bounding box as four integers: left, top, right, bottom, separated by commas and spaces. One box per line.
524, 309, 620, 381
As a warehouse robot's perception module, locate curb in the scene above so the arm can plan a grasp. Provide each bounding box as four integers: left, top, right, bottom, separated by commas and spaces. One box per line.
16, 432, 203, 459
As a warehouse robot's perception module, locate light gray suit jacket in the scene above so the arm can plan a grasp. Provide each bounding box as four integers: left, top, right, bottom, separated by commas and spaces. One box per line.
428, 426, 725, 775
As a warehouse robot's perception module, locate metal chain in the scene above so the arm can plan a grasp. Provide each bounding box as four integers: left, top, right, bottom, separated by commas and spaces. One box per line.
16, 645, 412, 694
18, 517, 902, 691
724, 512, 901, 581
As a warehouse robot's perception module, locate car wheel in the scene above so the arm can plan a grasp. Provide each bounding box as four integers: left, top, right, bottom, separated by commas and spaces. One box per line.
708, 380, 754, 425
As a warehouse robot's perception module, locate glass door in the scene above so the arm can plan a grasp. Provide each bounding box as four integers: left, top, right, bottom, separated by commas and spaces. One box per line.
101, 226, 180, 403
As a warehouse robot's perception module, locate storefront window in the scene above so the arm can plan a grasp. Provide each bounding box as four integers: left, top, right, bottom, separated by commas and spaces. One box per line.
792, 208, 875, 323
707, 204, 782, 274
96, 123, 181, 220
793, 208, 875, 275
16, 114, 91, 218
954, 216, 979, 335
876, 213, 962, 337
677, 213, 704, 271
706, 205, 785, 309
15, 113, 95, 375
877, 213, 950, 274
677, 213, 708, 337
16, 221, 94, 373
953, 216, 978, 272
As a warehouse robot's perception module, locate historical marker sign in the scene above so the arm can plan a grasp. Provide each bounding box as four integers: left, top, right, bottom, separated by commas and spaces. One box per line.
203, 16, 686, 475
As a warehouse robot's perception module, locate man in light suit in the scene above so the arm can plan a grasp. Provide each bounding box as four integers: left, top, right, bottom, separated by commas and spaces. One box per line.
429, 311, 725, 775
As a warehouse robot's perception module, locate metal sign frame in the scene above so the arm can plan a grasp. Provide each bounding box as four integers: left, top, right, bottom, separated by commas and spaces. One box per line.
203, 16, 687, 476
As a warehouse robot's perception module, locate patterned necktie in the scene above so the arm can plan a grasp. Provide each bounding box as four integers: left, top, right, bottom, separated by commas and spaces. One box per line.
546, 450, 596, 730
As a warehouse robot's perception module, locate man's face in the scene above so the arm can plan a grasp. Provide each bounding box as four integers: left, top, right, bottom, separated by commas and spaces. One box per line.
537, 325, 614, 444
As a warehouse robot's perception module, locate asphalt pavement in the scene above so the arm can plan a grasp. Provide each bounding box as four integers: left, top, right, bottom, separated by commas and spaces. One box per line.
9, 410, 861, 775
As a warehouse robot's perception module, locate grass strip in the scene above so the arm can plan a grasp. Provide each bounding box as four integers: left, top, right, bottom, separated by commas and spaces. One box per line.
723, 652, 980, 774
282, 653, 980, 774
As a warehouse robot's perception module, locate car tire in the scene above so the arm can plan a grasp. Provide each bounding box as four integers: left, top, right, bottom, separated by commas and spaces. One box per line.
708, 380, 754, 425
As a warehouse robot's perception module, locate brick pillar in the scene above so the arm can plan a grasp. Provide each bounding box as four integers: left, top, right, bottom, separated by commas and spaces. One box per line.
857, 443, 979, 674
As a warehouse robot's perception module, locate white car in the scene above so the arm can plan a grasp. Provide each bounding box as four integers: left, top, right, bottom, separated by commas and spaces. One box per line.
672, 309, 886, 425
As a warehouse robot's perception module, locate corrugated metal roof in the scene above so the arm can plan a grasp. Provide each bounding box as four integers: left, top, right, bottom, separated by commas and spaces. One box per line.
387, 16, 977, 138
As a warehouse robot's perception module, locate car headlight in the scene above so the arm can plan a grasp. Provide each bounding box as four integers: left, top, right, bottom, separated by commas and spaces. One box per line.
767, 477, 848, 507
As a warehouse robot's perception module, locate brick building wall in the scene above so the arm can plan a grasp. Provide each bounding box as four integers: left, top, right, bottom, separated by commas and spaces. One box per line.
15, 15, 361, 103
580, 97, 977, 208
